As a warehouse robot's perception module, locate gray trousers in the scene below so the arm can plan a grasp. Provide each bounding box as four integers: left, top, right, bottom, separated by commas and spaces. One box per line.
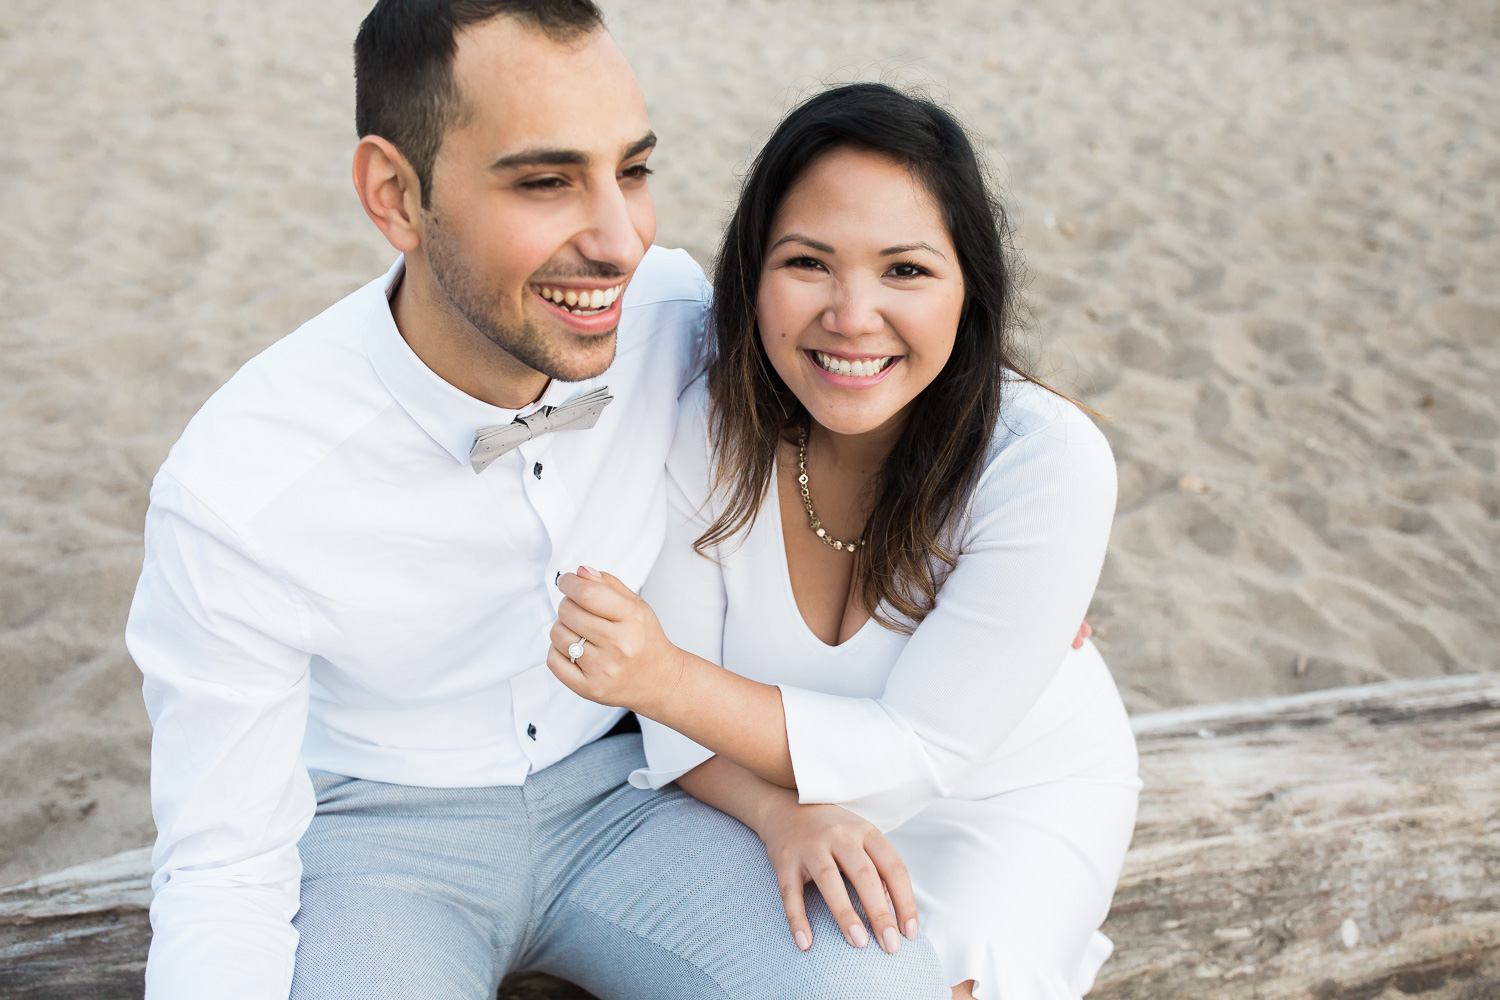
289, 734, 950, 999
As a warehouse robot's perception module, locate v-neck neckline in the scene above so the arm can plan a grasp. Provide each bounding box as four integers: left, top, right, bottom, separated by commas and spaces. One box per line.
766, 461, 878, 651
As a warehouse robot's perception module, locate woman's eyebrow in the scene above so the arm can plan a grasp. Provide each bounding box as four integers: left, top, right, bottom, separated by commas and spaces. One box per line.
881, 242, 946, 259
770, 233, 836, 254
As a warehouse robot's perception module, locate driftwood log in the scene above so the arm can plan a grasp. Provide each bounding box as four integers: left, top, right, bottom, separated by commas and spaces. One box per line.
3, 674, 1496, 999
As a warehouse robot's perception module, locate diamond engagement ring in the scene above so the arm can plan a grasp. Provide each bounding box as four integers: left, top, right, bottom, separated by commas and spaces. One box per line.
567, 638, 587, 664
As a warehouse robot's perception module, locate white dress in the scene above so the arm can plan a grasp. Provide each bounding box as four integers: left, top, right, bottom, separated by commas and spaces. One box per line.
629, 377, 1141, 999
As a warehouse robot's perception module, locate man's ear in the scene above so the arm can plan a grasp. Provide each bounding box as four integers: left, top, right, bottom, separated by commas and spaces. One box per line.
353, 135, 424, 254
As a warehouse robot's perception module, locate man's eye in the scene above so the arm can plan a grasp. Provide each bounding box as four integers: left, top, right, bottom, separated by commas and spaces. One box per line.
622, 164, 654, 180
520, 177, 568, 191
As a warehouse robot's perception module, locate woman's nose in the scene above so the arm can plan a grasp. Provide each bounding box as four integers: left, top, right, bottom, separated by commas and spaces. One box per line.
821, 281, 884, 338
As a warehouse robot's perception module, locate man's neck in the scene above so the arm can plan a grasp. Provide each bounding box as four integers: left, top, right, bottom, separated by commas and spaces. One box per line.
390, 254, 550, 411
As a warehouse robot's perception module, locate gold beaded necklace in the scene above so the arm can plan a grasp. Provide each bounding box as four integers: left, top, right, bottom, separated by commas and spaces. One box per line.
796, 426, 861, 553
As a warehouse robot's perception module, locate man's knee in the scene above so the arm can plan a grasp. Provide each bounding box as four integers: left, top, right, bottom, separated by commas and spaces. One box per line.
290, 882, 501, 1000
758, 933, 949, 1000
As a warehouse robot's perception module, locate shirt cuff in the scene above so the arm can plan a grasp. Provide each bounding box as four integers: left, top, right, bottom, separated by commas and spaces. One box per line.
628, 717, 715, 790
779, 684, 945, 832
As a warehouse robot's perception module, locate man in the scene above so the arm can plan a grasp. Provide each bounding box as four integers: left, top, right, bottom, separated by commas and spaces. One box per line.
125, 1, 952, 997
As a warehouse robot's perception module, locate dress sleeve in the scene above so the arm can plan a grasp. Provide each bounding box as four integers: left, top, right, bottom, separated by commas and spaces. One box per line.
629, 384, 724, 790
779, 406, 1118, 831
125, 472, 315, 1000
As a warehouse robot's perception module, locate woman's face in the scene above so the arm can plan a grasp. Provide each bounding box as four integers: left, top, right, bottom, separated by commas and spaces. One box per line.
757, 147, 966, 439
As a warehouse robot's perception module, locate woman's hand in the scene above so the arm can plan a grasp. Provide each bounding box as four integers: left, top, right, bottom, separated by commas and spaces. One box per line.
755, 797, 919, 955
546, 566, 684, 715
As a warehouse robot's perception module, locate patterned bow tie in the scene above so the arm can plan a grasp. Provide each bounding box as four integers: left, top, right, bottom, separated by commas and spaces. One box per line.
469, 386, 614, 473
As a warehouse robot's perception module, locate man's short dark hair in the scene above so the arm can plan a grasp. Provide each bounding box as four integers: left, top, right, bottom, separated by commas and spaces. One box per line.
354, 0, 606, 207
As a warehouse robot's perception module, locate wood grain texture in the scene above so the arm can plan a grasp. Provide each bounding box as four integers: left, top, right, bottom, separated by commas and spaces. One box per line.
1094, 673, 1500, 999
3, 675, 1496, 999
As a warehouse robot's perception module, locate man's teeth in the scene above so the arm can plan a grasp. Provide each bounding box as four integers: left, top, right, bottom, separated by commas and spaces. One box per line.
531, 283, 624, 314
813, 351, 895, 377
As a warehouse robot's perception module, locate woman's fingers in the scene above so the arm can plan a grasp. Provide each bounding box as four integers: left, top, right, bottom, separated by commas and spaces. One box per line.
808, 863, 868, 950
544, 644, 587, 690
555, 597, 614, 650
557, 570, 636, 622
772, 861, 814, 951
833, 846, 901, 954
866, 833, 920, 940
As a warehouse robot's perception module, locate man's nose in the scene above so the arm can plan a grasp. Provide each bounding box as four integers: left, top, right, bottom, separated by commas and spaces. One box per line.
573, 180, 647, 274
821, 278, 885, 339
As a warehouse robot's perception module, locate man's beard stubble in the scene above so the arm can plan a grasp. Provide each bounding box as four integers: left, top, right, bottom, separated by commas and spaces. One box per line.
423, 210, 619, 384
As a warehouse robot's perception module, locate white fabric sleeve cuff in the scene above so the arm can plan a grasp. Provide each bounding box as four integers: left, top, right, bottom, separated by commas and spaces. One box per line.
780, 684, 950, 832
146, 870, 302, 999
628, 716, 715, 790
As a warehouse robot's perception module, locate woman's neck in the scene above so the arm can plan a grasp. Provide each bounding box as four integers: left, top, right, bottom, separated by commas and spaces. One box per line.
806, 406, 911, 476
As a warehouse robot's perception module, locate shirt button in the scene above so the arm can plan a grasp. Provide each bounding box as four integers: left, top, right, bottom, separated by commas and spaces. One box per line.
527, 723, 537, 740
533, 462, 543, 479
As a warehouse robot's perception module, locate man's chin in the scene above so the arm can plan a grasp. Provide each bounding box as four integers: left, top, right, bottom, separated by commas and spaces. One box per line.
544, 329, 619, 383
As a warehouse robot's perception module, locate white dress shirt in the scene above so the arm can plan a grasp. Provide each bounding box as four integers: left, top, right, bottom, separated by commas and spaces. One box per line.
125, 249, 710, 1000
632, 376, 1130, 831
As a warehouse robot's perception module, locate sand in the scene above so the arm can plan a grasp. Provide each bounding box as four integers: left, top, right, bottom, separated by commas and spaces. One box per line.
1, 0, 1495, 887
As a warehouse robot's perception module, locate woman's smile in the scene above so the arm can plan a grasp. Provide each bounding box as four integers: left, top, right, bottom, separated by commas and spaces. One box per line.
805, 349, 903, 387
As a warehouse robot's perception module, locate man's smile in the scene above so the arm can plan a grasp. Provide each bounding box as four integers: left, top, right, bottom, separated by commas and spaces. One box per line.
530, 281, 625, 316
529, 280, 628, 333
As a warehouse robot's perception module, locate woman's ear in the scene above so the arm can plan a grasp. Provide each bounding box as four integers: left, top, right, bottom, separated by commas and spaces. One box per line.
352, 135, 423, 254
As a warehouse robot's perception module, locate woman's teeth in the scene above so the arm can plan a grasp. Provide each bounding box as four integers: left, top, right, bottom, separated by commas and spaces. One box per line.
531, 283, 624, 315
813, 351, 895, 378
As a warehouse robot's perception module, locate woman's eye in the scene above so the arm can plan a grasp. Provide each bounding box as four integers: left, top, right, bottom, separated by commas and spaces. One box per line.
787, 256, 825, 271
889, 262, 929, 278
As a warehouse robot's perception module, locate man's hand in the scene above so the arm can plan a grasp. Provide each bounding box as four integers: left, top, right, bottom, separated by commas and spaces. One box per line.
756, 797, 917, 955
547, 566, 682, 715
1072, 620, 1093, 650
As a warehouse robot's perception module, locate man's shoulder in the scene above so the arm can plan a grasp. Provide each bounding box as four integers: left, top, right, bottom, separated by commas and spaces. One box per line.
156, 272, 396, 528
622, 246, 712, 310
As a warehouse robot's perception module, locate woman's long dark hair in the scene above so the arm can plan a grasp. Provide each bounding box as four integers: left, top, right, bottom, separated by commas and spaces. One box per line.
699, 82, 1054, 632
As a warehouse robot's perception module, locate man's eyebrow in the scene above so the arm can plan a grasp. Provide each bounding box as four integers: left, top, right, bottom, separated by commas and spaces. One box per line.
622, 131, 657, 161
489, 147, 588, 171
488, 131, 657, 172
770, 233, 836, 254
881, 242, 947, 259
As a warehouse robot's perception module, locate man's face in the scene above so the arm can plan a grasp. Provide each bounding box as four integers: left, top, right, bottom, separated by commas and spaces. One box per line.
421, 19, 656, 384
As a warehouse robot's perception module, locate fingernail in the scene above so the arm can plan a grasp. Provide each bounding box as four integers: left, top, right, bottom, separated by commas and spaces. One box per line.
882, 927, 901, 954
848, 923, 869, 948
904, 918, 918, 939
794, 930, 811, 951
579, 565, 602, 579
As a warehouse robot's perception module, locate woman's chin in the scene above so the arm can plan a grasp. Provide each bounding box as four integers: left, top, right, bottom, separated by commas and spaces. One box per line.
799, 395, 910, 439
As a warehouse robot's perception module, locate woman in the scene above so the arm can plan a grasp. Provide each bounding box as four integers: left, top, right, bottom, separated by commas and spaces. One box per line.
544, 83, 1140, 999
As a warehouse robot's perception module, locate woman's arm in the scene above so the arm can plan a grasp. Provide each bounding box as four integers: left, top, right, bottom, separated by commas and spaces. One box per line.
774, 411, 1118, 828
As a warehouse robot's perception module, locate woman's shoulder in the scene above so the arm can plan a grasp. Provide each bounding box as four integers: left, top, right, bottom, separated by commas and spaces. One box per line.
988, 376, 1111, 459
970, 376, 1117, 509
665, 374, 716, 509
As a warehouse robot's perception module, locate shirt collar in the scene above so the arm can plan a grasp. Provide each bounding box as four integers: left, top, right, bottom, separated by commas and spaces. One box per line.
363, 256, 594, 467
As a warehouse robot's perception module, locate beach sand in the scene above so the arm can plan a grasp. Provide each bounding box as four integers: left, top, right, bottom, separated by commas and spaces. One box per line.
1, 0, 1495, 886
